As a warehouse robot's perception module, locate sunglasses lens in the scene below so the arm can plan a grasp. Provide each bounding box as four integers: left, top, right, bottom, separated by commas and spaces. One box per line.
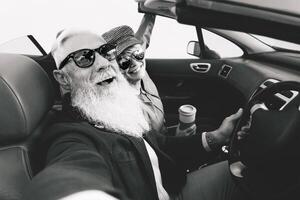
73, 49, 95, 68
118, 58, 131, 70
98, 44, 117, 61
133, 51, 145, 61
106, 48, 117, 60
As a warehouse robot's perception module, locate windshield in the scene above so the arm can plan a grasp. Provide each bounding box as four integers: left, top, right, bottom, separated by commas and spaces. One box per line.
252, 34, 300, 52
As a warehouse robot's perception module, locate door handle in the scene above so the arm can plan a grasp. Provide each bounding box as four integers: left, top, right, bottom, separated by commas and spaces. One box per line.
190, 63, 211, 73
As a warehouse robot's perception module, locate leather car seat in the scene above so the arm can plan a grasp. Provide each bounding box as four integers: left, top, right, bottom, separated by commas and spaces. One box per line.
0, 53, 55, 200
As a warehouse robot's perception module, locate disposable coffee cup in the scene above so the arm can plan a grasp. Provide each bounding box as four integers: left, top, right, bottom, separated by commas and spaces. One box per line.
178, 105, 197, 130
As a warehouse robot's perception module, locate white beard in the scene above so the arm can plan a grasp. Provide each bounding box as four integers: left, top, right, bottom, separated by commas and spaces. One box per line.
71, 75, 150, 138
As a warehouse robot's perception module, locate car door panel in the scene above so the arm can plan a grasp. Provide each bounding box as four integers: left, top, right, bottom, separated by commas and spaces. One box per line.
146, 58, 245, 131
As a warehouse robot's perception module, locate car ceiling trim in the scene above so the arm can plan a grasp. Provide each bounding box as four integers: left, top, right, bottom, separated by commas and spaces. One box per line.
178, 1, 300, 43
184, 0, 300, 26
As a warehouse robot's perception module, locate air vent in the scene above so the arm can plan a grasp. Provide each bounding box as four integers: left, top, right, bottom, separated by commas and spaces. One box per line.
219, 65, 232, 78
260, 79, 279, 89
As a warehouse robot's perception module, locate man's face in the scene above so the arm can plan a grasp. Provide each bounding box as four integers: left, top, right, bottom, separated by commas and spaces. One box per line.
60, 33, 120, 94
53, 31, 150, 137
118, 44, 146, 83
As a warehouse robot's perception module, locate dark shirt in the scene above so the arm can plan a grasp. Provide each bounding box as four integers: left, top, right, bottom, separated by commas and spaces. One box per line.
23, 100, 216, 200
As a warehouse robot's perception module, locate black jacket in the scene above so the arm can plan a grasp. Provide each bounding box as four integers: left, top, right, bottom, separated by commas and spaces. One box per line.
23, 105, 216, 200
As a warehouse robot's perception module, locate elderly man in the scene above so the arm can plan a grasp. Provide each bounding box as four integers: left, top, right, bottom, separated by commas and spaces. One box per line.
23, 28, 246, 200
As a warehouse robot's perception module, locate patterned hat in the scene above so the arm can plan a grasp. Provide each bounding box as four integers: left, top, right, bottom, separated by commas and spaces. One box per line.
102, 25, 141, 56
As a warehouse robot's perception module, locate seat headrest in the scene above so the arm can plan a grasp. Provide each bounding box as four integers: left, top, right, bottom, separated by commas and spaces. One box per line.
29, 53, 61, 101
0, 53, 54, 144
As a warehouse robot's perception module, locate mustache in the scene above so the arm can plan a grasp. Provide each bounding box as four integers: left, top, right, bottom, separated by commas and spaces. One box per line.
93, 65, 118, 84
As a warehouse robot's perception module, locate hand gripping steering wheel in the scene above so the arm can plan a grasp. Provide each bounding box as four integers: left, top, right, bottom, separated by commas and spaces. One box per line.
227, 81, 300, 199
228, 81, 300, 177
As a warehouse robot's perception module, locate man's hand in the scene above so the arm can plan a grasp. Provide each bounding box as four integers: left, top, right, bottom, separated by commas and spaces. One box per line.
237, 120, 251, 140
209, 108, 243, 146
237, 103, 268, 140
135, 13, 156, 50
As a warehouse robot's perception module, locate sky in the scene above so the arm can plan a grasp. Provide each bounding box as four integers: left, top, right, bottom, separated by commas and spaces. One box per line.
0, 0, 199, 58
0, 0, 144, 51
1, 0, 299, 57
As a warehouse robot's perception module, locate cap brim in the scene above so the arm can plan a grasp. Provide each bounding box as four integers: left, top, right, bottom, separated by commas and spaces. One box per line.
117, 38, 142, 56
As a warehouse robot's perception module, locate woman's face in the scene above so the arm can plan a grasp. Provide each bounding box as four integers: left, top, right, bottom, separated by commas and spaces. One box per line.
118, 44, 146, 83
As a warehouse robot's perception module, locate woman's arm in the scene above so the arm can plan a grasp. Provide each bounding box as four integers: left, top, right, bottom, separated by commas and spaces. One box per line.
135, 14, 156, 50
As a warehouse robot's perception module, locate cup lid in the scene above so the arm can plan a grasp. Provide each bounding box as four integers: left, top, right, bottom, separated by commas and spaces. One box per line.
179, 105, 196, 115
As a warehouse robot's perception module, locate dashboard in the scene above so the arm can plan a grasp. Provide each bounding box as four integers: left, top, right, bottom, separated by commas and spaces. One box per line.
216, 53, 300, 108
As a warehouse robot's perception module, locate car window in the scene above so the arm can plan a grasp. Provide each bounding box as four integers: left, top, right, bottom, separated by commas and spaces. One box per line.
252, 34, 300, 52
146, 17, 198, 59
0, 36, 45, 55
203, 29, 244, 58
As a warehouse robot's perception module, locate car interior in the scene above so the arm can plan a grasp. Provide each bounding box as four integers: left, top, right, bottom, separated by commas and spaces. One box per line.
0, 0, 300, 199
0, 53, 55, 200
139, 0, 300, 198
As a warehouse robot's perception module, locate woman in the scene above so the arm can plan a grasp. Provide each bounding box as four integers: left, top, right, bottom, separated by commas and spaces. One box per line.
102, 14, 195, 135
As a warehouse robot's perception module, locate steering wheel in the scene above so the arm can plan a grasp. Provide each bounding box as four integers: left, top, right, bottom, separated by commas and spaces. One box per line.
228, 81, 300, 176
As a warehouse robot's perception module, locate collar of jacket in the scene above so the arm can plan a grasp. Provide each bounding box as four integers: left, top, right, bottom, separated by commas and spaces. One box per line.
61, 93, 86, 122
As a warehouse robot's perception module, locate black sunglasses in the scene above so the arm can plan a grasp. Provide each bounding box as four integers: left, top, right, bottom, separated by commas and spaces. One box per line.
59, 43, 116, 69
117, 49, 145, 70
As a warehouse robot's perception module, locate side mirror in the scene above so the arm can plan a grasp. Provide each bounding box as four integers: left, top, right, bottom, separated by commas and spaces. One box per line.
187, 41, 201, 57
187, 41, 221, 59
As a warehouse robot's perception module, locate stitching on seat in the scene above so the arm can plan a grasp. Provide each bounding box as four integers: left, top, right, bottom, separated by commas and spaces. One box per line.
0, 76, 27, 134
20, 147, 33, 179
0, 146, 32, 180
